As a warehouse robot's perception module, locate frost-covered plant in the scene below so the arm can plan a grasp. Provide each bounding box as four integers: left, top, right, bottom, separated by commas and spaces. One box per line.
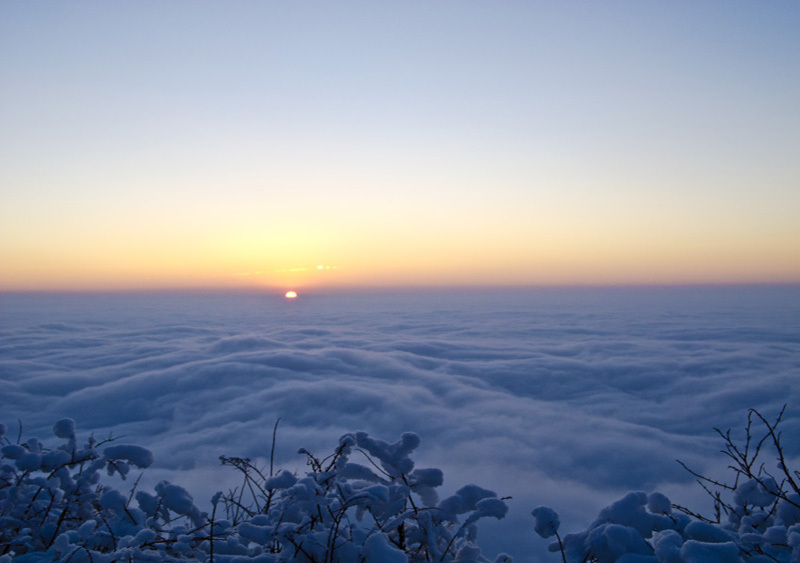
216, 428, 511, 562
533, 406, 800, 563
0, 419, 207, 562
0, 419, 510, 562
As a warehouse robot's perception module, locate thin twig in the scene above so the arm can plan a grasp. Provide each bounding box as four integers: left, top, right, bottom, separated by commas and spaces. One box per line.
270, 418, 280, 478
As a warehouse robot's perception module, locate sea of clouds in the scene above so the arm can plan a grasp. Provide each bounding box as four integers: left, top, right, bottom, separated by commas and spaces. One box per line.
1, 286, 798, 562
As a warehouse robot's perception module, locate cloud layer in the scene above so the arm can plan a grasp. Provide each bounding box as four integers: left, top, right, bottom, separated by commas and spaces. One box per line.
1, 287, 799, 561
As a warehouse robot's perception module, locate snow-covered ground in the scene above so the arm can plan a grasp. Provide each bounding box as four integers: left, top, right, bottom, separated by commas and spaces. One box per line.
1, 286, 798, 562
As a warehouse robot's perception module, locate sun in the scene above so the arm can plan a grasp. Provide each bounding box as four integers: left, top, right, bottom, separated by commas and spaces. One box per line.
284, 291, 298, 299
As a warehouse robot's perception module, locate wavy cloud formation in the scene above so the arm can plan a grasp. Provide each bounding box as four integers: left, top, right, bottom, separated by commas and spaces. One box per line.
1, 287, 799, 561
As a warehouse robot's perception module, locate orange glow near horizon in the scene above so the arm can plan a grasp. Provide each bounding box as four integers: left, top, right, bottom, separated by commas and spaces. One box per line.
2, 179, 799, 293
2, 3, 799, 293
2, 236, 800, 293
0, 208, 799, 292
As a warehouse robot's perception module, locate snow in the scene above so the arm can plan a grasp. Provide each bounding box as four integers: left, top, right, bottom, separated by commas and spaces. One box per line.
473, 498, 509, 520
354, 431, 421, 478
440, 485, 499, 517
679, 540, 740, 563
733, 477, 780, 508
363, 533, 408, 563
103, 444, 155, 468
778, 494, 800, 526
1, 286, 799, 562
683, 521, 737, 544
52, 418, 75, 439
653, 530, 683, 563
584, 523, 653, 561
264, 470, 297, 490
531, 506, 560, 538
411, 467, 444, 488
646, 492, 671, 515
1, 444, 25, 459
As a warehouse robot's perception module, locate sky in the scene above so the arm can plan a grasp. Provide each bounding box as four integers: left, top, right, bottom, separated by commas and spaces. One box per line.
2, 287, 799, 561
1, 2, 799, 291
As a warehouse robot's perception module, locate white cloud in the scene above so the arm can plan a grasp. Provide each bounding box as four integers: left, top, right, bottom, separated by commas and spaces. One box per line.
1, 287, 799, 562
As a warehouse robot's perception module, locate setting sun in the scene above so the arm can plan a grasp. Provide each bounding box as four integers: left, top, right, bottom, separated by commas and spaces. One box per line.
0, 1, 798, 295
285, 291, 298, 299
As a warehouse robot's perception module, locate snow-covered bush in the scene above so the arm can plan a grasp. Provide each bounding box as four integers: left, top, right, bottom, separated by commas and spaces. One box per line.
211, 428, 511, 562
0, 419, 205, 562
3, 406, 797, 562
533, 406, 800, 563
0, 420, 510, 562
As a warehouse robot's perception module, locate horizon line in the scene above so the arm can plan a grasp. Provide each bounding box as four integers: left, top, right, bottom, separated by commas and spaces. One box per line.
2, 281, 799, 297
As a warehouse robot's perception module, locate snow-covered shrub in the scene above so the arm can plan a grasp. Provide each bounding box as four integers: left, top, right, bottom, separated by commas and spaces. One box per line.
534, 406, 800, 563
215, 430, 510, 562
0, 419, 206, 561
1, 420, 510, 562
4, 406, 796, 562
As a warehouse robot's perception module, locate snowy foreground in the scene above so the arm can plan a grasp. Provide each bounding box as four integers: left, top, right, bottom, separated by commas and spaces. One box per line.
1, 287, 799, 561
2, 409, 800, 562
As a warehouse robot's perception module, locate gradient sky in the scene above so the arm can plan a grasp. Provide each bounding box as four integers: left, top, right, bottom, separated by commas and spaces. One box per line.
1, 1, 799, 291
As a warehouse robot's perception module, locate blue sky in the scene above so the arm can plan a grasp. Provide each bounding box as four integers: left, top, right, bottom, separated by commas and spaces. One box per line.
1, 2, 799, 290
